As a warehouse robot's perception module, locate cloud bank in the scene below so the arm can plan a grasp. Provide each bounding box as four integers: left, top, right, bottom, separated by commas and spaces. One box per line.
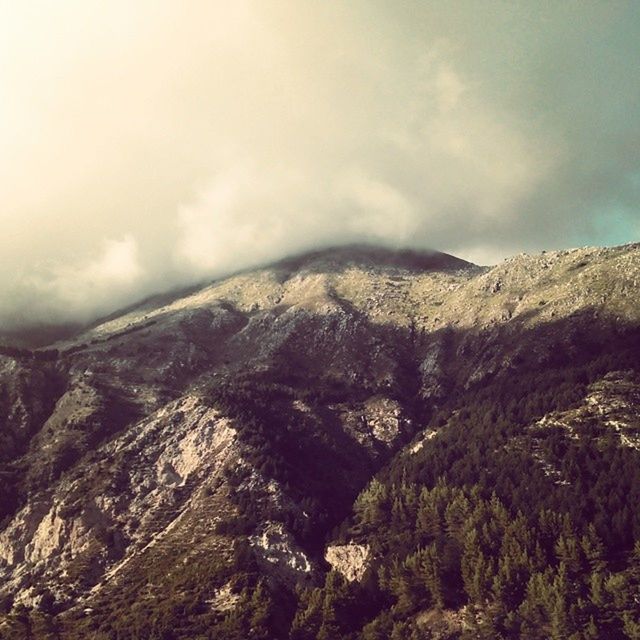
1, 1, 639, 328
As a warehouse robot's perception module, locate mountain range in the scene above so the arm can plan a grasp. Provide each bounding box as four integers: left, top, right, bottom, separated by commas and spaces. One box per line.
1, 243, 640, 639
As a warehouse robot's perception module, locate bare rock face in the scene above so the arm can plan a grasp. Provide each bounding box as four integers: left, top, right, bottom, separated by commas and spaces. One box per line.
250, 522, 315, 584
336, 396, 408, 458
419, 337, 448, 400
325, 543, 370, 582
0, 394, 238, 608
364, 397, 404, 444
208, 581, 241, 613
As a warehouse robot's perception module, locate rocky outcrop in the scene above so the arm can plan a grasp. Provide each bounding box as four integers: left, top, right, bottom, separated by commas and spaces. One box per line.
251, 522, 315, 584
208, 581, 241, 613
363, 397, 405, 444
325, 543, 370, 582
337, 396, 408, 457
0, 395, 238, 608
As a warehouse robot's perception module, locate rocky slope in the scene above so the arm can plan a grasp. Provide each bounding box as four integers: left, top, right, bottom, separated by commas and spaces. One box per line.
0, 243, 639, 639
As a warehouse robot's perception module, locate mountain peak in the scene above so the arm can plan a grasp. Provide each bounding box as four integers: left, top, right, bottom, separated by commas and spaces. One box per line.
268, 243, 475, 275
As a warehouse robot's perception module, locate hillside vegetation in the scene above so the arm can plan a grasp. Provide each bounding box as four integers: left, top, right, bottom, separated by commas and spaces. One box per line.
1, 243, 639, 639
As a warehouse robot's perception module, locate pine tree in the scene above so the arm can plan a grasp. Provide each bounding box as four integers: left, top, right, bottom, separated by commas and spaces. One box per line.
518, 570, 555, 639
555, 535, 581, 575
289, 587, 323, 640
462, 529, 493, 604
388, 560, 418, 614
419, 543, 445, 608
445, 495, 471, 543
580, 525, 606, 573
549, 563, 573, 640
354, 480, 389, 530
416, 489, 441, 541
248, 582, 273, 640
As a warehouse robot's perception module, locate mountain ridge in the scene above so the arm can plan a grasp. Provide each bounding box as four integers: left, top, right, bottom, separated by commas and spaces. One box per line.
1, 241, 640, 638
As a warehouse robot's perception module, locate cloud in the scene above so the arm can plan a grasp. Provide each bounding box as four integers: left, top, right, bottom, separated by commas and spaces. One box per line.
5, 237, 144, 327
172, 48, 561, 279
0, 1, 638, 329
175, 164, 416, 276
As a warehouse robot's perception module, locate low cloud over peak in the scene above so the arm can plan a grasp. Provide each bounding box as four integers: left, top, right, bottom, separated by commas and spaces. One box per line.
1, 1, 639, 328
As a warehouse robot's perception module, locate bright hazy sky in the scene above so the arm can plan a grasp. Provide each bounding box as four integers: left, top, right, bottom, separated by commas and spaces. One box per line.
1, 1, 639, 327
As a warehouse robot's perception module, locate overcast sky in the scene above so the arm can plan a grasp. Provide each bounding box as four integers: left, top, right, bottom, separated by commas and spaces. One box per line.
1, 1, 639, 328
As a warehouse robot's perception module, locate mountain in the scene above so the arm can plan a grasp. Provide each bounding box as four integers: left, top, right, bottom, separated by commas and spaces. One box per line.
1, 243, 640, 639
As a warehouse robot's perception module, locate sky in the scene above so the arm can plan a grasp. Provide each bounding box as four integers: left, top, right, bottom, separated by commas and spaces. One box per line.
1, 0, 639, 328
